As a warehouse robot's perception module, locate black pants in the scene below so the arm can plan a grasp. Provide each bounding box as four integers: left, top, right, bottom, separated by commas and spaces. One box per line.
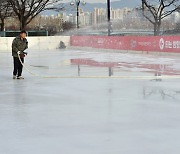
13, 57, 24, 77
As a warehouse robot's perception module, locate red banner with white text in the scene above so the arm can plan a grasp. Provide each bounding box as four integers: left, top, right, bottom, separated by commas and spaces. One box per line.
70, 35, 180, 53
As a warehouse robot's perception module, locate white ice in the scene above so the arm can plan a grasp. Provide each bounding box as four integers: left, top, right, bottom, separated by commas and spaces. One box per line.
1, 49, 180, 154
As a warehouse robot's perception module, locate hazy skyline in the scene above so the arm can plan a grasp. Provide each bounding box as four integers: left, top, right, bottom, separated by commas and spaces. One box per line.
63, 0, 119, 3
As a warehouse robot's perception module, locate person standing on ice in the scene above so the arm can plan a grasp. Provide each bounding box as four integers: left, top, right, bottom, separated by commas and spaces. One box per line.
12, 30, 28, 79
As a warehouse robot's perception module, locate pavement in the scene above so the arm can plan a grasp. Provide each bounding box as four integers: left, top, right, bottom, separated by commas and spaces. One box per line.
1, 49, 180, 154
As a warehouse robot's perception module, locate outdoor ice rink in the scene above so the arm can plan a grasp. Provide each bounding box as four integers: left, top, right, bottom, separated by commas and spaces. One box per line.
1, 48, 180, 154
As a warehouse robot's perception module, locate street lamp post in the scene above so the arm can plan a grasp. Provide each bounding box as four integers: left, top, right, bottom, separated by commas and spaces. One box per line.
70, 0, 86, 29
107, 0, 111, 36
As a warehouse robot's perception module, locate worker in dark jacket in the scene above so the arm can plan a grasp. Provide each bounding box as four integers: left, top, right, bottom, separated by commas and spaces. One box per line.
12, 30, 28, 79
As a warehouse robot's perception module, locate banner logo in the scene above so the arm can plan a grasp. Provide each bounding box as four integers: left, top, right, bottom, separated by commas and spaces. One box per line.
159, 38, 165, 50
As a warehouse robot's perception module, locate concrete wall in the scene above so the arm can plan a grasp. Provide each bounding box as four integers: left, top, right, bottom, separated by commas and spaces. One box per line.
0, 36, 70, 51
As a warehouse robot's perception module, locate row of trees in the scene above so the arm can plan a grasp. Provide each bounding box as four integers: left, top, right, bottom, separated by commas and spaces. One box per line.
0, 0, 180, 35
0, 0, 62, 31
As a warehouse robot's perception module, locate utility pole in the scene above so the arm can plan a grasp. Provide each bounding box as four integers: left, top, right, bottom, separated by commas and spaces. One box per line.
107, 0, 111, 36
70, 0, 86, 29
76, 0, 80, 29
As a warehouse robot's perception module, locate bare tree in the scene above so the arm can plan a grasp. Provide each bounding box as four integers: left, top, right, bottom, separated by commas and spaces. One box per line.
8, 0, 62, 30
62, 21, 75, 31
0, 0, 13, 31
142, 0, 180, 35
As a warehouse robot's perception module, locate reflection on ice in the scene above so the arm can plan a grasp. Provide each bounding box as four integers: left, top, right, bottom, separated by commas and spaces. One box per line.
143, 86, 180, 101
71, 58, 180, 76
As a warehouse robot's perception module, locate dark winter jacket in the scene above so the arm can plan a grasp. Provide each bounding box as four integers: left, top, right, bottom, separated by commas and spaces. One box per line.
12, 36, 28, 58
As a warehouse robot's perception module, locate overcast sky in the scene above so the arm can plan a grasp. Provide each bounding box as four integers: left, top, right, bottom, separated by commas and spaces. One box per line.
63, 0, 119, 3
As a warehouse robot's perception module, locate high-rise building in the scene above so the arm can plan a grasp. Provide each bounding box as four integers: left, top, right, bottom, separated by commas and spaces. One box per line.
64, 7, 144, 27
174, 11, 180, 23
92, 8, 107, 25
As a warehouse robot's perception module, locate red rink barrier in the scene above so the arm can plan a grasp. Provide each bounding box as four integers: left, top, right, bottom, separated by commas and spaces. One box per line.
70, 35, 180, 53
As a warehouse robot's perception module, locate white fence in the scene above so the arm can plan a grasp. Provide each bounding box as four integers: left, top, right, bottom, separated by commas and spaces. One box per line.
0, 36, 70, 51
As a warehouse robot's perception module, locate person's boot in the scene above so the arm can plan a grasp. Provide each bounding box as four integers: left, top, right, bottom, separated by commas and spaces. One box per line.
13, 75, 17, 79
17, 76, 24, 79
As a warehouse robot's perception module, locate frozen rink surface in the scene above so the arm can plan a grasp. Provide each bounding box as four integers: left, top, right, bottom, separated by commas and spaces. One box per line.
1, 49, 180, 154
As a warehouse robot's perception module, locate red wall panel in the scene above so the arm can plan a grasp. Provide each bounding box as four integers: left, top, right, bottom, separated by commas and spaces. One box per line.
70, 35, 180, 53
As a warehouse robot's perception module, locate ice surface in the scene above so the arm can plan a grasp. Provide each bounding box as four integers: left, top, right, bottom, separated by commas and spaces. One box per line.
1, 49, 180, 154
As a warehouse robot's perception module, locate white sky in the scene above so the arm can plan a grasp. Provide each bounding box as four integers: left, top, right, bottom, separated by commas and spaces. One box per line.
63, 0, 119, 3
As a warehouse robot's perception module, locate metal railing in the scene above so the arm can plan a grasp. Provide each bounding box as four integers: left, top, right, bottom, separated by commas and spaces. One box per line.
0, 30, 48, 37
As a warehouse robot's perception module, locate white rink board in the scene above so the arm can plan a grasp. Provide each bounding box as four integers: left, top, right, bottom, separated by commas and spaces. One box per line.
0, 36, 70, 51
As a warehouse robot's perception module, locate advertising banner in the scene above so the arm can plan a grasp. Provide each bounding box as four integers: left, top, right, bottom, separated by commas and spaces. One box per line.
70, 36, 180, 53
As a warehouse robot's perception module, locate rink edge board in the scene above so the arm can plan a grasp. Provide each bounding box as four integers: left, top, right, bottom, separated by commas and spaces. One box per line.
70, 35, 180, 54
0, 36, 70, 51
